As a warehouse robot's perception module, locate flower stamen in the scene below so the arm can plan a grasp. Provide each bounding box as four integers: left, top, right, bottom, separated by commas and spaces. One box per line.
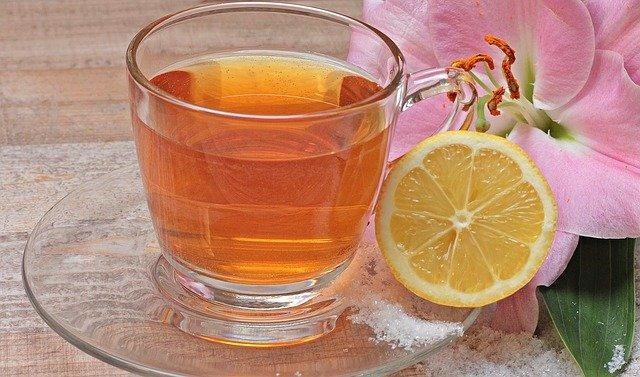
484, 34, 520, 99
487, 87, 505, 116
501, 59, 521, 100
484, 35, 515, 64
475, 95, 491, 132
467, 70, 493, 93
449, 55, 496, 102
451, 53, 495, 71
483, 62, 500, 88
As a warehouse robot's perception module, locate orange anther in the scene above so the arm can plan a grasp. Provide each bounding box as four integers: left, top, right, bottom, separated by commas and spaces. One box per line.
451, 59, 465, 69
487, 87, 505, 116
502, 60, 520, 99
451, 53, 495, 71
484, 35, 515, 64
485, 34, 520, 99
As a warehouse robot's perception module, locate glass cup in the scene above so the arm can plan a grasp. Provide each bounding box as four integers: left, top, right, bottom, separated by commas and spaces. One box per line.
126, 2, 476, 346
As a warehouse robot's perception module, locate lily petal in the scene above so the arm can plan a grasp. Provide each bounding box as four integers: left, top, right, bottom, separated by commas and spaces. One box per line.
508, 125, 640, 238
533, 231, 580, 287
351, 0, 438, 72
427, 0, 594, 110
491, 231, 579, 333
585, 0, 640, 84
389, 96, 451, 161
490, 283, 538, 333
548, 50, 640, 169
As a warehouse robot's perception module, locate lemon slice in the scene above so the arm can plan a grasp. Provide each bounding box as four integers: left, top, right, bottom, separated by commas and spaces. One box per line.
375, 131, 557, 307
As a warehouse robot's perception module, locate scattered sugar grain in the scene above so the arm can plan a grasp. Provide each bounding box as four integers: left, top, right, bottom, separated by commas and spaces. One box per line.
420, 327, 581, 376
346, 246, 464, 350
349, 299, 463, 351
606, 345, 626, 373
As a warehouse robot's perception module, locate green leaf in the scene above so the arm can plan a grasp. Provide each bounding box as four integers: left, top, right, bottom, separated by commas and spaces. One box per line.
541, 237, 635, 376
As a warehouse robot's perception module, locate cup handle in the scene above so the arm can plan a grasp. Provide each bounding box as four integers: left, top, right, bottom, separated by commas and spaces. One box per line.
390, 67, 478, 164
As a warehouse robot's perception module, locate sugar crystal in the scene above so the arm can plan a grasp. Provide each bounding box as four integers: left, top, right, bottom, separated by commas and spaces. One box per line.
605, 345, 626, 373
349, 299, 463, 351
346, 244, 465, 351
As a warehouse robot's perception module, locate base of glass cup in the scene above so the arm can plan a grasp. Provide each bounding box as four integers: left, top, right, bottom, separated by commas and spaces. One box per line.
153, 254, 352, 346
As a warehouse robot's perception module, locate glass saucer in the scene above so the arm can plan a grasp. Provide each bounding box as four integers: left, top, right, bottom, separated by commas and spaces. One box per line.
22, 165, 480, 376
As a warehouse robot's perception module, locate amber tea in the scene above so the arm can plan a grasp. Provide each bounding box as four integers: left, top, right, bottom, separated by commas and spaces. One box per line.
132, 53, 389, 285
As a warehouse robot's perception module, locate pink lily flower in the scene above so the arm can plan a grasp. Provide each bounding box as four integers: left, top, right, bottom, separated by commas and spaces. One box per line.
350, 0, 640, 333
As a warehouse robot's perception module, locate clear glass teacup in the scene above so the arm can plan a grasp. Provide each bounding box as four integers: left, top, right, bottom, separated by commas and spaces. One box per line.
126, 2, 475, 346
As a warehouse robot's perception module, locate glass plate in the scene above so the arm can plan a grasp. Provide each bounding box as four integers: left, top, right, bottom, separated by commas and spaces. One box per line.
22, 165, 480, 376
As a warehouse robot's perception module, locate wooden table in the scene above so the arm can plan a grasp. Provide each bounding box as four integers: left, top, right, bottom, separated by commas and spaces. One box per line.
0, 1, 611, 376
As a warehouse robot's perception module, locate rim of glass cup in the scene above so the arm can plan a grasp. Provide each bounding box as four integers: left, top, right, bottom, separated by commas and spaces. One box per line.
125, 1, 406, 121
